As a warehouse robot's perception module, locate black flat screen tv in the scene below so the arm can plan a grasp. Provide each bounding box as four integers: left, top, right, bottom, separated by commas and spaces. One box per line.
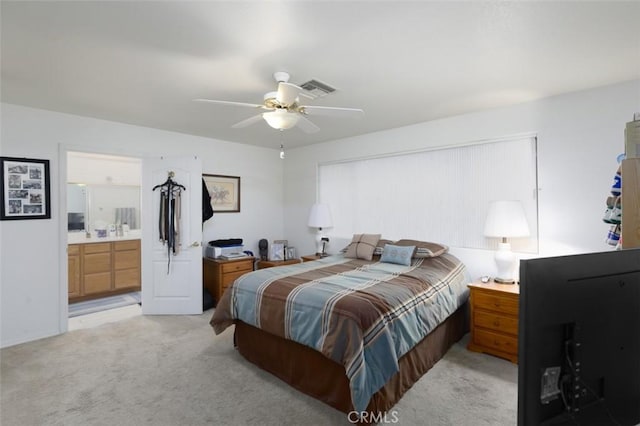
518, 249, 640, 426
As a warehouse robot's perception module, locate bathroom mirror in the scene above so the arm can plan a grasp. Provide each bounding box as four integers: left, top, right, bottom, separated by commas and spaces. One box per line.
67, 151, 142, 233
67, 183, 86, 231
67, 183, 140, 232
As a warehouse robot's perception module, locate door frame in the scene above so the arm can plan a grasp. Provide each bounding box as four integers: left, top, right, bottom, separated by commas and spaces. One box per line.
57, 143, 146, 334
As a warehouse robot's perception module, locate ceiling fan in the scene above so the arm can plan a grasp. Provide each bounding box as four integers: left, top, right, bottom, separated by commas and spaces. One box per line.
194, 72, 364, 133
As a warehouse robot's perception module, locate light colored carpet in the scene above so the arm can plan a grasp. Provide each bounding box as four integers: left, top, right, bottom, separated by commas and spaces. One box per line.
0, 312, 517, 426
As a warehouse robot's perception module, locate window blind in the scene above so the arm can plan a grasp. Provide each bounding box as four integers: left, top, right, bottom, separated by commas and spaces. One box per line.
318, 136, 538, 252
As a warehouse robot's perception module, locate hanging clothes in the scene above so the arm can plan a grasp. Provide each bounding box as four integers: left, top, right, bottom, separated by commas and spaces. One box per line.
153, 175, 186, 273
202, 178, 214, 223
173, 190, 181, 255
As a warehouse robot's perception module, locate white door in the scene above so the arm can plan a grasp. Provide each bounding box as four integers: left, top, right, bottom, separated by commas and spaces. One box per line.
141, 156, 203, 314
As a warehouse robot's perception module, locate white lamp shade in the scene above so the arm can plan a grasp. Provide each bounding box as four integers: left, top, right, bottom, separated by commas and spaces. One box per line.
484, 200, 530, 238
263, 109, 300, 130
308, 203, 333, 229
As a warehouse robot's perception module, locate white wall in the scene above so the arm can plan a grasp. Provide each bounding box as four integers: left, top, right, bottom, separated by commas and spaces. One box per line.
0, 103, 284, 348
283, 80, 640, 279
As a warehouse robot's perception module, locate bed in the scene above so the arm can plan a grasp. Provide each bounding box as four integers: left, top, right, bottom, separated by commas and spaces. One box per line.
210, 237, 470, 418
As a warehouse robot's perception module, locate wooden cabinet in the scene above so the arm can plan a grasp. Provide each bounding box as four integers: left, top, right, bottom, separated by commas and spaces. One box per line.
257, 258, 301, 269
203, 257, 254, 304
622, 158, 640, 248
114, 240, 141, 289
68, 244, 81, 298
68, 239, 141, 302
467, 280, 519, 364
82, 242, 112, 295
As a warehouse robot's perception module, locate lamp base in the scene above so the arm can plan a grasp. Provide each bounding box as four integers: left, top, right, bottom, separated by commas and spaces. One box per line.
494, 242, 516, 284
315, 230, 324, 256
493, 277, 516, 284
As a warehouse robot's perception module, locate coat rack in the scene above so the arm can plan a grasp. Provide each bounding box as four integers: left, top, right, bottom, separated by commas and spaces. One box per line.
153, 171, 186, 273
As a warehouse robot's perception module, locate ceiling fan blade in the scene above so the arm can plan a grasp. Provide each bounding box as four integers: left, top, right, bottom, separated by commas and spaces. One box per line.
296, 115, 320, 134
276, 82, 301, 106
231, 114, 266, 129
194, 99, 264, 109
300, 105, 364, 118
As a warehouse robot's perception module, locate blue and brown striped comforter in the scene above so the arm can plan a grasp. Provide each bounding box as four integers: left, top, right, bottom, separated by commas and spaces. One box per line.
210, 253, 469, 412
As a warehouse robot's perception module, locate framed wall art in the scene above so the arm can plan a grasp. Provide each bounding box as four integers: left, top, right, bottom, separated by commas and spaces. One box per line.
0, 157, 51, 220
203, 174, 240, 213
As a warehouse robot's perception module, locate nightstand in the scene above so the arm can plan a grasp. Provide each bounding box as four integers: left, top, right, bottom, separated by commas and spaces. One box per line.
203, 257, 254, 304
301, 254, 323, 262
257, 258, 302, 269
467, 280, 519, 364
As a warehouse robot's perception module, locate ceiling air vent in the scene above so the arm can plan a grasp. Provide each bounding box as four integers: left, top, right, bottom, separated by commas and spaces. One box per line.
299, 79, 336, 99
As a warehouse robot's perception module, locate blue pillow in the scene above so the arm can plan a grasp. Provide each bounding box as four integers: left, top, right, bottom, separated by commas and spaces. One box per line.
380, 244, 415, 266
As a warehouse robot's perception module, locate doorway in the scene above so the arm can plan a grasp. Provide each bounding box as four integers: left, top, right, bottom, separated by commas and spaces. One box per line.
65, 150, 143, 328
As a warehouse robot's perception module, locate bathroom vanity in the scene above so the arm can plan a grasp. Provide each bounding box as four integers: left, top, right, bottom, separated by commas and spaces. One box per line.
68, 233, 141, 302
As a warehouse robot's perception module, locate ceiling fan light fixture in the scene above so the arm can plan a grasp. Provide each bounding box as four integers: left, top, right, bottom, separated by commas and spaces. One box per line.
263, 109, 300, 130
196, 71, 362, 133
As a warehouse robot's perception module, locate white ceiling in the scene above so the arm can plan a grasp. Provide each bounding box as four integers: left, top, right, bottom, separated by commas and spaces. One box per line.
2, 1, 639, 150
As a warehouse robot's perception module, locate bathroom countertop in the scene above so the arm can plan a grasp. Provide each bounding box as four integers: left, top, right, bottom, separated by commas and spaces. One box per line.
68, 231, 142, 244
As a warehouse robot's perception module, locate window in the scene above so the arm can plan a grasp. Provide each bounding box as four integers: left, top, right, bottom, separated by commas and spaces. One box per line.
318, 135, 538, 252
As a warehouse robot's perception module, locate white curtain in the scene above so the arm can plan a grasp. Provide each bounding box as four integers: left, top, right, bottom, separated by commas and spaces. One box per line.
319, 136, 538, 252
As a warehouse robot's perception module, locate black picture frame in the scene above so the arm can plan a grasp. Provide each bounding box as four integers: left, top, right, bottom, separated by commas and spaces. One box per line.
0, 157, 51, 220
202, 174, 240, 213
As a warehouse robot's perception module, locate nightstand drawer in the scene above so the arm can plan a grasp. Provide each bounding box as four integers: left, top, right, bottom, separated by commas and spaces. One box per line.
202, 257, 255, 307
221, 260, 253, 273
474, 329, 518, 356
474, 310, 518, 335
221, 270, 249, 295
221, 270, 250, 287
474, 292, 518, 315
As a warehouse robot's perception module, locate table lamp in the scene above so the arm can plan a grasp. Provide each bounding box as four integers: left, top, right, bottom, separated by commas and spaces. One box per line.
307, 203, 332, 256
484, 200, 530, 284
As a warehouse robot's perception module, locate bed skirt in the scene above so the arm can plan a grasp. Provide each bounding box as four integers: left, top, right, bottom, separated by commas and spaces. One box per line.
234, 301, 469, 416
